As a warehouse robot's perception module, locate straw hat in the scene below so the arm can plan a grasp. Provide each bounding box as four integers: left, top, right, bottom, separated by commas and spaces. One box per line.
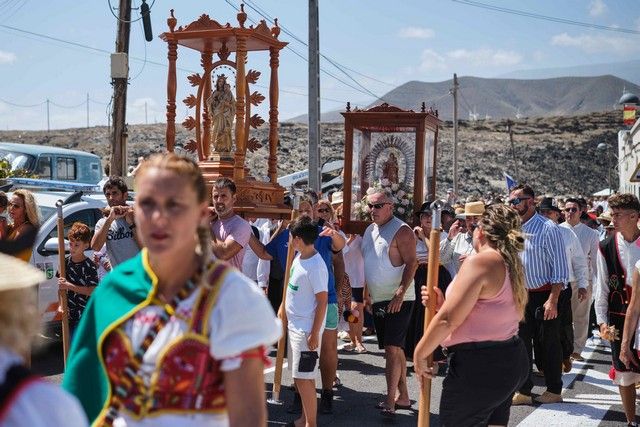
597, 210, 612, 223
456, 201, 485, 219
331, 191, 343, 205
0, 253, 45, 291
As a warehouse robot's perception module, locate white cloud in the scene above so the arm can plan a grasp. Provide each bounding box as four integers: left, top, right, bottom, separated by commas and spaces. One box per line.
588, 0, 607, 17
446, 48, 523, 67
418, 49, 447, 71
551, 32, 640, 55
0, 51, 16, 65
398, 26, 435, 39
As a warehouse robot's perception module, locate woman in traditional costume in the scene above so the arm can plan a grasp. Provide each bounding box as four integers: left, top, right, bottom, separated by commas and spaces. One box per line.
0, 252, 88, 427
63, 153, 281, 426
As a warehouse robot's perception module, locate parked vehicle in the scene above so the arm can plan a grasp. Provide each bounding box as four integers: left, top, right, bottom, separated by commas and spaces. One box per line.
0, 142, 102, 184
277, 159, 344, 193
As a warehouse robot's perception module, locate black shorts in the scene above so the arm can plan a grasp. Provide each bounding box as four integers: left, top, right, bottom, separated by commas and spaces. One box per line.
351, 287, 364, 303
372, 300, 414, 349
440, 337, 529, 426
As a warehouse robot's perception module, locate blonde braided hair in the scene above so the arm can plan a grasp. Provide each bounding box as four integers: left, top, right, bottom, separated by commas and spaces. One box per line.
477, 204, 528, 319
135, 153, 212, 289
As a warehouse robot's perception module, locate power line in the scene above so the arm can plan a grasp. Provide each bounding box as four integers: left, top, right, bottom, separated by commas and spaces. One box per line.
0, 97, 45, 108
452, 0, 640, 35
244, 0, 396, 88
0, 23, 350, 105
106, 0, 156, 24
224, 0, 380, 101
240, 0, 388, 101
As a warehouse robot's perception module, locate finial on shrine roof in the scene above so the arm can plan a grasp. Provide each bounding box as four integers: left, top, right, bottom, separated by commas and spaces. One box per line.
168, 9, 177, 32
271, 18, 281, 38
237, 4, 247, 28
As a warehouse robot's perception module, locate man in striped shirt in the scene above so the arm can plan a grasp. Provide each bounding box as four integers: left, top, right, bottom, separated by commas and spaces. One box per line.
509, 185, 569, 405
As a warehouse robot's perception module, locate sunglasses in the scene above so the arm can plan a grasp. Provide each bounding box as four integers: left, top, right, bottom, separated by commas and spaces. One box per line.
564, 207, 578, 213
317, 208, 331, 213
508, 197, 531, 205
367, 202, 389, 210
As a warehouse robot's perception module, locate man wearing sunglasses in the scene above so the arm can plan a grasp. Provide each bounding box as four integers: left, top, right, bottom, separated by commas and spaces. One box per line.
361, 189, 418, 416
509, 185, 569, 406
560, 198, 600, 363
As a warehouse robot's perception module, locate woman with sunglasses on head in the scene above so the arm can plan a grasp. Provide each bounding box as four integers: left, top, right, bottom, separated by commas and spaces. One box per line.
414, 204, 529, 427
63, 153, 281, 427
7, 189, 41, 262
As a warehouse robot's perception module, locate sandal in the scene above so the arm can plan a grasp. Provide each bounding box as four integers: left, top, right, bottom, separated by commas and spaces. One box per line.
354, 345, 368, 354
375, 401, 411, 410
381, 408, 396, 418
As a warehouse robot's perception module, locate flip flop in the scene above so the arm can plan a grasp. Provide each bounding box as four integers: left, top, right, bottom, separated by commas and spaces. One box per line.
354, 346, 368, 354
380, 408, 396, 418
375, 401, 412, 410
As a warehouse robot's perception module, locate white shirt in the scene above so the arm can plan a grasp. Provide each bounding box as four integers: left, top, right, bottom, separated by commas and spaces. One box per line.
0, 347, 88, 427
561, 221, 600, 285
343, 235, 365, 289
557, 225, 589, 289
285, 253, 329, 333
439, 231, 475, 275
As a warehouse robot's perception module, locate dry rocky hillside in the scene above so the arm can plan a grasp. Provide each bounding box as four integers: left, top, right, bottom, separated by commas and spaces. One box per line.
0, 109, 620, 198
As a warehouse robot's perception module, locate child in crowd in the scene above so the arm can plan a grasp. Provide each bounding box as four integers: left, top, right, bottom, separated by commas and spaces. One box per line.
286, 216, 329, 427
0, 191, 7, 239
58, 222, 99, 334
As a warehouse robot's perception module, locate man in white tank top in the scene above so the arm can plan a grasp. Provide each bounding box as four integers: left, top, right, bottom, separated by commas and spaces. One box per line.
361, 188, 418, 416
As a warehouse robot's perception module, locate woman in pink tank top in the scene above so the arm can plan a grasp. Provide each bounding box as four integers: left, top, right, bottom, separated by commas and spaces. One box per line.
413, 204, 529, 426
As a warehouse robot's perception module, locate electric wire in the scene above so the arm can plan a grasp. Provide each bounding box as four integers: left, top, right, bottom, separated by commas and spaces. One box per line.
452, 0, 640, 35
129, 0, 148, 81
106, 0, 155, 24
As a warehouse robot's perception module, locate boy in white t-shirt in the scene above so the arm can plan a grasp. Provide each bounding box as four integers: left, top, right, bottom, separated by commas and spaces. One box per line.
286, 216, 328, 427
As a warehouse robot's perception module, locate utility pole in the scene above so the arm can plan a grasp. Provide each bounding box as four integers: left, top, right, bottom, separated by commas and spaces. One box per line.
110, 0, 132, 177
506, 119, 518, 181
86, 93, 90, 128
46, 98, 50, 133
308, 0, 321, 193
451, 73, 459, 195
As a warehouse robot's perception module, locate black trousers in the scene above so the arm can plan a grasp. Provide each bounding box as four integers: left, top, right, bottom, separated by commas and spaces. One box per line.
439, 337, 529, 426
518, 289, 563, 395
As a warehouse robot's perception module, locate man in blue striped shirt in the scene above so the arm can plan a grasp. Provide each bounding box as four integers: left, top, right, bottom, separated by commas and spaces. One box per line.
509, 185, 569, 406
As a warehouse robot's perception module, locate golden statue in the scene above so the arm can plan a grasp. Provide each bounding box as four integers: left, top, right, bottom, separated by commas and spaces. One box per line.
207, 74, 235, 155
381, 152, 399, 184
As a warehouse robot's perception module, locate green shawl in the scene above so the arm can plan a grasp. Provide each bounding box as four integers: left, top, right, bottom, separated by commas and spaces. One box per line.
62, 249, 157, 425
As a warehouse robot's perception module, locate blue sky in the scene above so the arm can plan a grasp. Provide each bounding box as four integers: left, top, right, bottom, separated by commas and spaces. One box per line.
0, 0, 638, 130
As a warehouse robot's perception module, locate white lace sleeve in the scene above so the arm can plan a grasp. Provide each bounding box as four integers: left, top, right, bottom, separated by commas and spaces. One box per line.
209, 270, 282, 362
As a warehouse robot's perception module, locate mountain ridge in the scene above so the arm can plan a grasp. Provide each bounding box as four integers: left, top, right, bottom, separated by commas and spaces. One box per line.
287, 74, 638, 123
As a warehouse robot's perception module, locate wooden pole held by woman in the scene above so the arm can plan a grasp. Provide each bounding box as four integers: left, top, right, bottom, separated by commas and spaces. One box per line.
270, 193, 300, 403
417, 201, 443, 427
56, 200, 71, 367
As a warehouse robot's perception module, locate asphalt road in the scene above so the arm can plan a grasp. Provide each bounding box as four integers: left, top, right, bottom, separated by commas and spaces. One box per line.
33, 333, 632, 426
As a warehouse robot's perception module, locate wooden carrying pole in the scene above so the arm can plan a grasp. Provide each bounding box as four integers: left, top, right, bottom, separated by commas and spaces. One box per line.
418, 201, 443, 427
56, 201, 71, 367
271, 195, 300, 402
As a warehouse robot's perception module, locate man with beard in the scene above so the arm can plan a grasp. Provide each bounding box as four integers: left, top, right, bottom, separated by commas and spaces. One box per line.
509, 185, 568, 405
210, 177, 252, 270
92, 177, 140, 267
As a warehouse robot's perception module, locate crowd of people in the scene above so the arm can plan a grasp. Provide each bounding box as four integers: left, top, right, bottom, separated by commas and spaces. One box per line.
2, 152, 640, 426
